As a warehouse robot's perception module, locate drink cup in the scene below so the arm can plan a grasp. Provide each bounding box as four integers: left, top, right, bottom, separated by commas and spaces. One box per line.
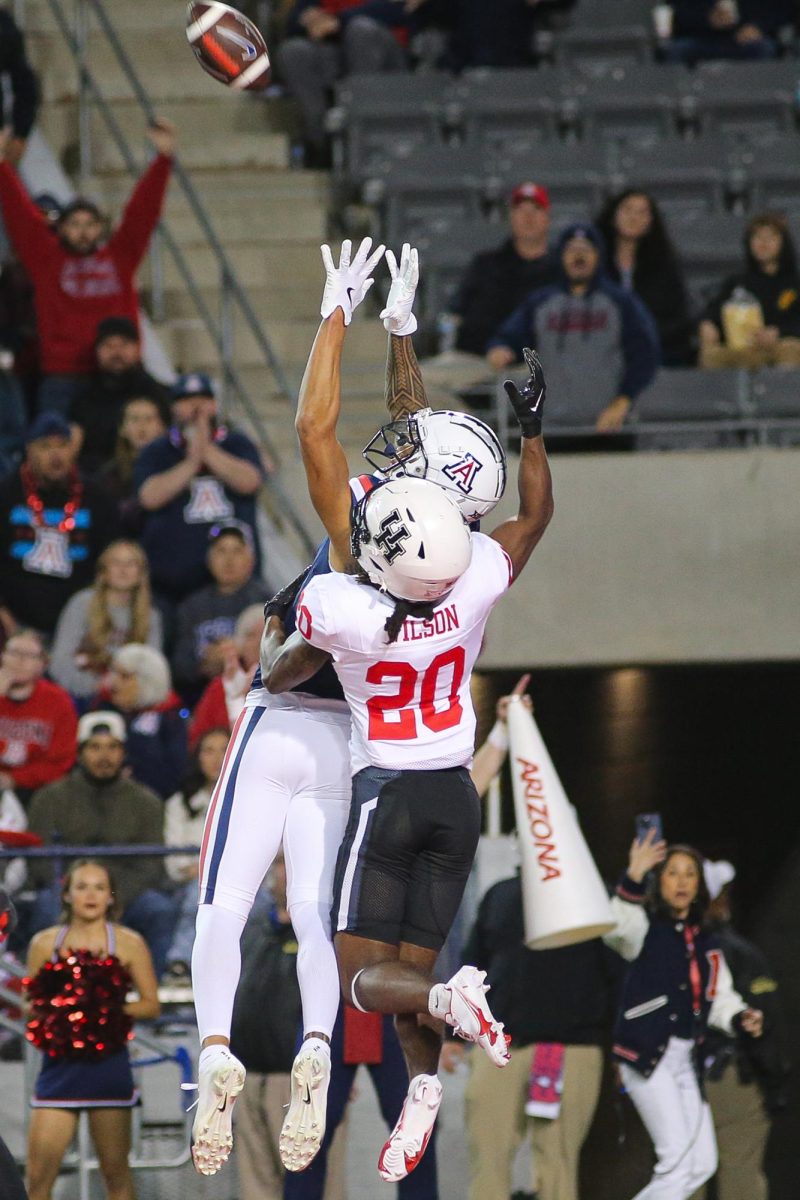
653, 4, 674, 39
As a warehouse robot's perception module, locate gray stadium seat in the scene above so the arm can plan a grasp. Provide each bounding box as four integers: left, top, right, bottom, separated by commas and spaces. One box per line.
735, 134, 800, 215
752, 369, 800, 446
672, 212, 744, 305
616, 138, 730, 217
575, 64, 689, 145
553, 25, 652, 71
374, 145, 488, 245
331, 73, 451, 180
491, 140, 609, 219
452, 68, 559, 155
634, 368, 750, 449
688, 60, 800, 141
414, 218, 504, 317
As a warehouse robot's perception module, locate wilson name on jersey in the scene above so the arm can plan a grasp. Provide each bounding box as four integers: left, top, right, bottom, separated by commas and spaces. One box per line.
296, 533, 513, 773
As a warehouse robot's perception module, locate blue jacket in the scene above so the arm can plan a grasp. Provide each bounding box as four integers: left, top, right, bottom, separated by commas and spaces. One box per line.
488, 275, 660, 425
605, 874, 747, 1078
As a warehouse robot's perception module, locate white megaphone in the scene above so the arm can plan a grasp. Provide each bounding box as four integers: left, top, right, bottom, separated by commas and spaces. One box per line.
507, 697, 615, 949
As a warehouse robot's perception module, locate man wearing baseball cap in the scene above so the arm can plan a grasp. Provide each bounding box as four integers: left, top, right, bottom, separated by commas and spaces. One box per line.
134, 370, 264, 606
26, 710, 175, 973
447, 180, 557, 359
0, 412, 119, 634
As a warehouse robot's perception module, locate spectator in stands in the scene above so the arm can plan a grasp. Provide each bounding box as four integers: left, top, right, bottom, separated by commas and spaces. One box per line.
96, 393, 170, 535
660, 0, 794, 63
161, 727, 229, 986
189, 603, 263, 749
447, 0, 577, 68
0, 119, 176, 417
699, 860, 789, 1200
0, 9, 39, 169
49, 540, 163, 703
487, 223, 660, 433
172, 523, 265, 699
135, 372, 264, 609
699, 213, 800, 369
27, 710, 175, 973
595, 189, 693, 367
278, 0, 418, 167
446, 878, 617, 1200
453, 182, 557, 358
95, 644, 188, 801
0, 414, 119, 636
70, 316, 168, 473
0, 629, 76, 807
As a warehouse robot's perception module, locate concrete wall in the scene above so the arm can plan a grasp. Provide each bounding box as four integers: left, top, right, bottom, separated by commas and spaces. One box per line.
481, 446, 800, 667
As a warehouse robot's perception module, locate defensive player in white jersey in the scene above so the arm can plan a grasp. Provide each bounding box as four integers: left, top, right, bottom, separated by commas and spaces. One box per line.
262, 241, 553, 1181
188, 241, 509, 1177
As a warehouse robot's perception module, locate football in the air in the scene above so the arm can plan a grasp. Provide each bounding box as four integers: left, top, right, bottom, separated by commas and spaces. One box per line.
186, 2, 271, 91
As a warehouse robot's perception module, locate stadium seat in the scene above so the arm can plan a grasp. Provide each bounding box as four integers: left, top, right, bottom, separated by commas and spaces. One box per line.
490, 140, 609, 220
452, 68, 559, 155
752, 369, 800, 446
615, 138, 731, 217
414, 218, 504, 317
671, 211, 744, 307
330, 73, 451, 180
735, 134, 800, 216
634, 368, 750, 449
552, 23, 652, 72
371, 145, 488, 245
575, 63, 689, 145
688, 60, 800, 142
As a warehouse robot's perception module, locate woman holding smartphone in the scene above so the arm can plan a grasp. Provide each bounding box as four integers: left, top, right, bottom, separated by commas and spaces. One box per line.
604, 832, 763, 1200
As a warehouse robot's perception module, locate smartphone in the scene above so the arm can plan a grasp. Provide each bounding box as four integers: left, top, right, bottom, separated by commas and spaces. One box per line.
635, 812, 663, 845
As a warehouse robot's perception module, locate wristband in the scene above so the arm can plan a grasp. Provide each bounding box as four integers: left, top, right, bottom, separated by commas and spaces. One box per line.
486, 721, 509, 753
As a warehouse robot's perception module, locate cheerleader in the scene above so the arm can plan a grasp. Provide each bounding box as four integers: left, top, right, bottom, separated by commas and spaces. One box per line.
24, 860, 160, 1200
605, 833, 764, 1200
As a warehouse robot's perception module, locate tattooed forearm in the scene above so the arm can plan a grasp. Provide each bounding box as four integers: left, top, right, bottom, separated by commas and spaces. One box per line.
385, 333, 429, 420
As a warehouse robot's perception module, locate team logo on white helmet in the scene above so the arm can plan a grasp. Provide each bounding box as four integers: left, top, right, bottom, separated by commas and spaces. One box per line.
351, 476, 472, 603
363, 409, 507, 523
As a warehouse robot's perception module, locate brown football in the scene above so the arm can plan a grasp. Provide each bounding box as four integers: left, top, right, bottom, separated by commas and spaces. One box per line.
186, 2, 271, 91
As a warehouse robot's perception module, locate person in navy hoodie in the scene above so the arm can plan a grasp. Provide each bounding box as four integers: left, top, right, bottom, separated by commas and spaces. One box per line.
604, 833, 764, 1200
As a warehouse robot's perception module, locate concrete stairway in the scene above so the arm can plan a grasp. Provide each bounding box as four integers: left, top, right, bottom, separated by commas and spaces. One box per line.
21, 0, 391, 462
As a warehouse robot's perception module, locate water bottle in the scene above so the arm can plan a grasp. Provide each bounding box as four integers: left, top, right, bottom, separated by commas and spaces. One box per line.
721, 287, 763, 350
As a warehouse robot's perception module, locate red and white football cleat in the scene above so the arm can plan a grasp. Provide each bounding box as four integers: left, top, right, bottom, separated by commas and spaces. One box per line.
440, 966, 511, 1067
378, 1074, 443, 1182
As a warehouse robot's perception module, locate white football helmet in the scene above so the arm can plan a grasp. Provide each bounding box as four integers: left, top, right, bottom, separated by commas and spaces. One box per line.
363, 408, 507, 523
351, 476, 472, 603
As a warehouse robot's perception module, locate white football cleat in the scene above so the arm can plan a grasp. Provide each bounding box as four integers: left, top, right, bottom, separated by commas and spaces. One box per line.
378, 1073, 443, 1182
441, 965, 511, 1067
191, 1047, 246, 1176
280, 1044, 331, 1172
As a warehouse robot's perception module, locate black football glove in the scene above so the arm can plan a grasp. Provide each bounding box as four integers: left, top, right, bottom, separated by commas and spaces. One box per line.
264, 567, 309, 622
503, 347, 546, 438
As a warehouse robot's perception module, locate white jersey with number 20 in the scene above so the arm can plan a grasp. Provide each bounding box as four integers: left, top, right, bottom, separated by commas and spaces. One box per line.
296, 532, 513, 774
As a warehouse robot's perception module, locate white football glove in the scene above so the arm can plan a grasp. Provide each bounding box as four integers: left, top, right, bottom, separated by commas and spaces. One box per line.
320, 237, 386, 326
380, 242, 419, 336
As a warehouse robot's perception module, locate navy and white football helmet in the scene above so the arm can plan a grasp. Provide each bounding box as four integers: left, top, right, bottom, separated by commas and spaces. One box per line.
363, 408, 507, 524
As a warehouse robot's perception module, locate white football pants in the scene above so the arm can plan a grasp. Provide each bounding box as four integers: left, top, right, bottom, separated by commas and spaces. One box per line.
621, 1037, 718, 1200
192, 694, 351, 1044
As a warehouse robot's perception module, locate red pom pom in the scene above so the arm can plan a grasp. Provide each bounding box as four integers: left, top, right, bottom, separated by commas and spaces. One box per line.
25, 952, 133, 1059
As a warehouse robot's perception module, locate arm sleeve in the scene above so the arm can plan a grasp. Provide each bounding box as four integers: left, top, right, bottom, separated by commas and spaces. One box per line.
619, 293, 661, 401
107, 153, 172, 272
13, 696, 77, 791
486, 297, 537, 359
0, 162, 49, 275
602, 877, 649, 961
477, 534, 514, 604
0, 14, 39, 138
48, 593, 93, 697
708, 953, 747, 1035
295, 579, 337, 653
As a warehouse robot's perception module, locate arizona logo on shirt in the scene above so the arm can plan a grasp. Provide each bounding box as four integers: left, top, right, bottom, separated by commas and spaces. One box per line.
183, 477, 235, 525
442, 453, 483, 495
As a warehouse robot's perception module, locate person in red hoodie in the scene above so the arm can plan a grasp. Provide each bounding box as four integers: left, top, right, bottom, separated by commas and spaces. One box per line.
0, 118, 176, 417
93, 642, 187, 801
0, 628, 77, 806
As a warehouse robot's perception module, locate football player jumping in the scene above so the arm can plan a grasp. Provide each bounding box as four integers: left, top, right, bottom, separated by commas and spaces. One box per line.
262, 238, 553, 1182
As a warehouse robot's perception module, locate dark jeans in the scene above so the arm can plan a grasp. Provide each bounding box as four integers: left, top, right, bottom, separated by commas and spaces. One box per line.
284, 1012, 438, 1200
29, 883, 177, 976
660, 32, 777, 64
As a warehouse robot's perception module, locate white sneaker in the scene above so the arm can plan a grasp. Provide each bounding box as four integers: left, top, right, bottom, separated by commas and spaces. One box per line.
191, 1047, 246, 1176
378, 1074, 443, 1182
279, 1044, 331, 1172
440, 965, 511, 1067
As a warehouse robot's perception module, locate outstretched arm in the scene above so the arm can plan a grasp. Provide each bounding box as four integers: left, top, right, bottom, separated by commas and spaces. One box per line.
490, 349, 554, 578
380, 243, 428, 419
296, 238, 385, 571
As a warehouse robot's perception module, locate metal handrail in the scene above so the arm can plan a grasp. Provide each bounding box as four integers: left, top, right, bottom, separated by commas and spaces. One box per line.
42, 0, 316, 555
